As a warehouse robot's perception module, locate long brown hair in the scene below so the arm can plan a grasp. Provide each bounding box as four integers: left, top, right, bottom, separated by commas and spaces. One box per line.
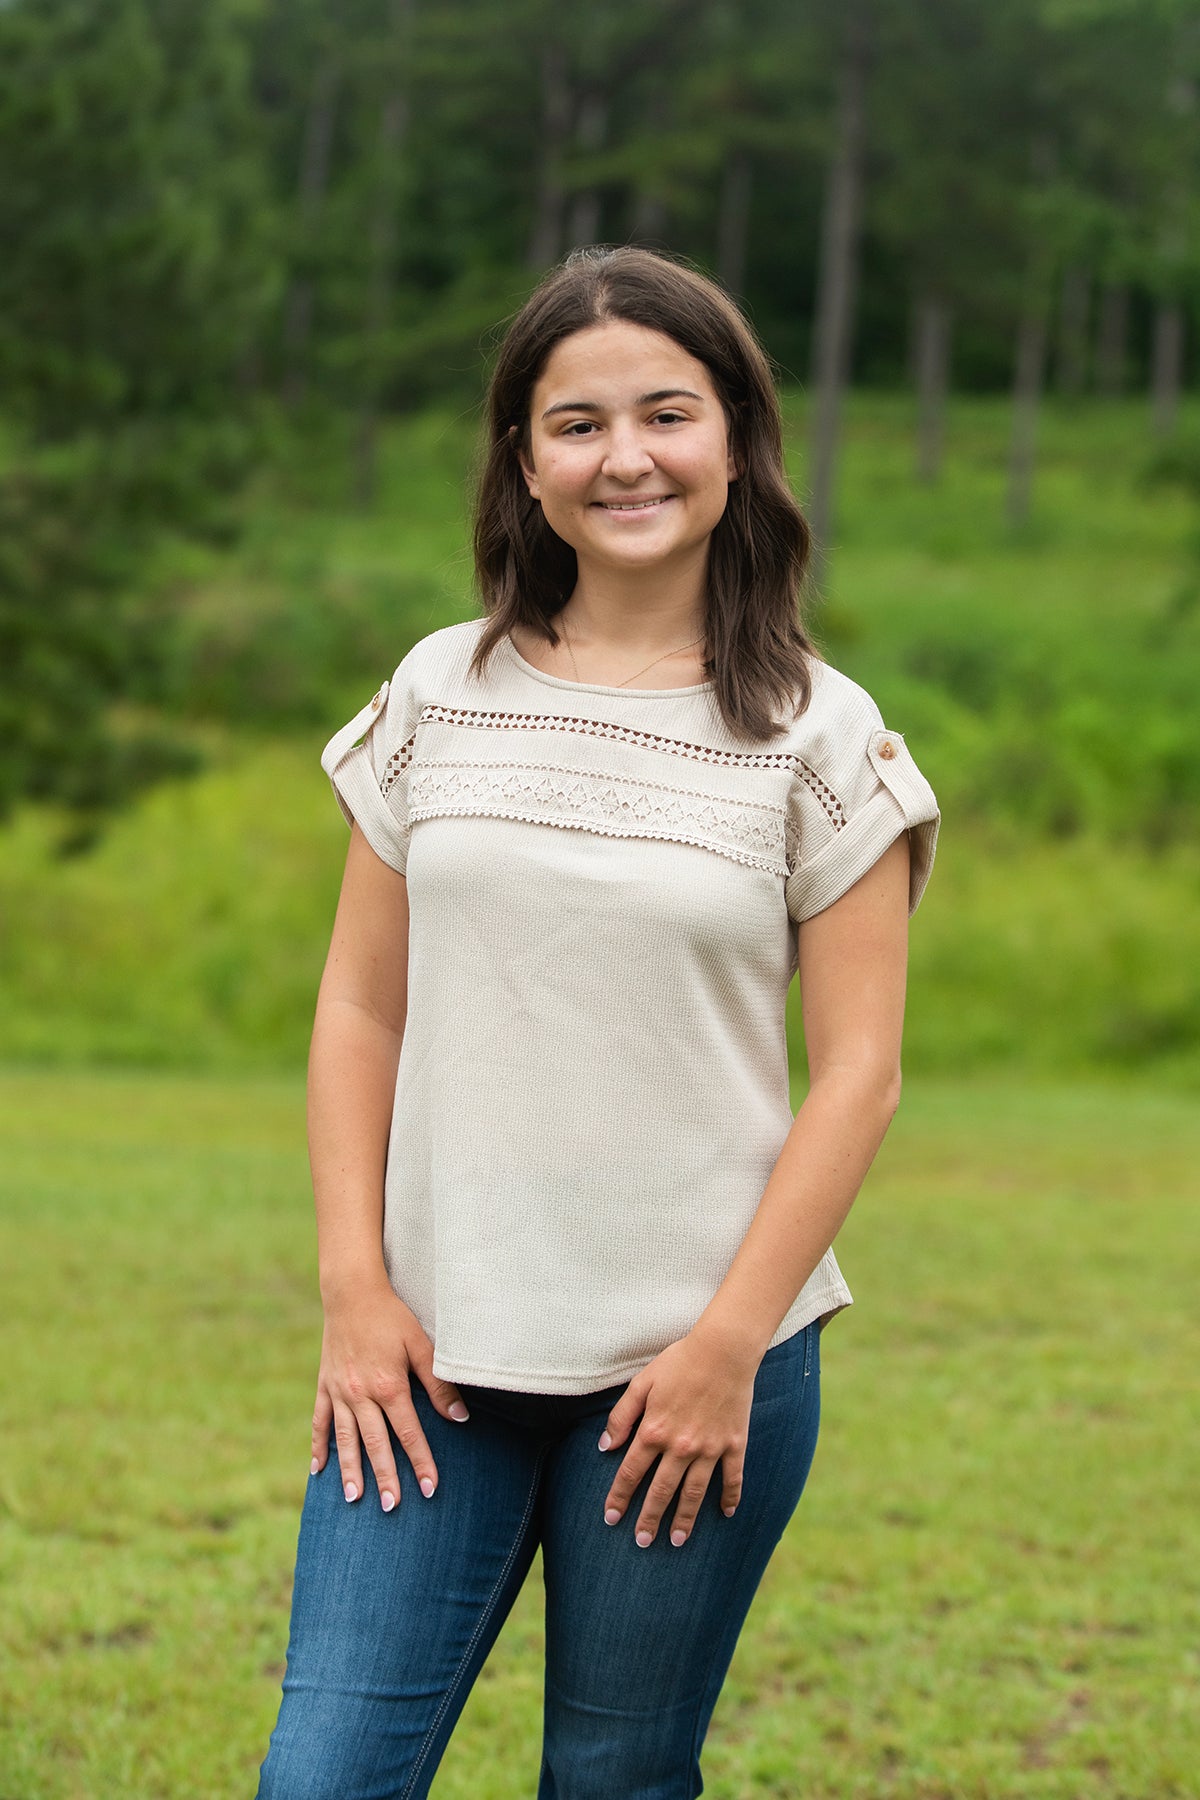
469, 245, 816, 739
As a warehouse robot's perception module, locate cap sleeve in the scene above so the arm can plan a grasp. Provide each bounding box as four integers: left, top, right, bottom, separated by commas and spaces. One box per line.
320, 659, 419, 874
784, 724, 940, 925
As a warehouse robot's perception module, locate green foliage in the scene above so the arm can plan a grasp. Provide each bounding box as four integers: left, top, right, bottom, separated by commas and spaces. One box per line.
3, 0, 1199, 818
0, 0, 280, 821
1, 1070, 1196, 1796
1, 392, 1198, 1082
0, 0, 278, 428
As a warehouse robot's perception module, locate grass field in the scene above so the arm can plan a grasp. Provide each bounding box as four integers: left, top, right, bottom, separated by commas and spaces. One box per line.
1, 1067, 1196, 1799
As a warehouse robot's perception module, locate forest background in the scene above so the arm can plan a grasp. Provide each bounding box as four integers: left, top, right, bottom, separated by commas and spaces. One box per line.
1, 3, 1199, 1796
1, 0, 1199, 1082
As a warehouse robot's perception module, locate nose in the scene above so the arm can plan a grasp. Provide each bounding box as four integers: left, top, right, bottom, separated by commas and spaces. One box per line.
601, 421, 655, 482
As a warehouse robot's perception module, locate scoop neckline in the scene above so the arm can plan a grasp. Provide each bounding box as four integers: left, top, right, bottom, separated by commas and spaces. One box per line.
501, 631, 715, 697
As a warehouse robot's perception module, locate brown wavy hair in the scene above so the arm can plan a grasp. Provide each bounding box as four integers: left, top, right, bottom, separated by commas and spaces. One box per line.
469, 245, 816, 739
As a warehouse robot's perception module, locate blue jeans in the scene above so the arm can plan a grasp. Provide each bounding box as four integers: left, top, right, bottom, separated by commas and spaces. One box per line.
256, 1322, 820, 1800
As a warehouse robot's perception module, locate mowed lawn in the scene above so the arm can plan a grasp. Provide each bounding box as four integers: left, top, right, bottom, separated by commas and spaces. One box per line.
0, 1069, 1196, 1800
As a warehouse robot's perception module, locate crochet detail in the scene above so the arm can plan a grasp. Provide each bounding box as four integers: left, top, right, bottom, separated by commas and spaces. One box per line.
407, 760, 788, 874
380, 702, 848, 832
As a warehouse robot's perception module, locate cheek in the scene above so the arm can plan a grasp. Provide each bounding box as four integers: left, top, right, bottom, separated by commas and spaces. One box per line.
537, 454, 591, 505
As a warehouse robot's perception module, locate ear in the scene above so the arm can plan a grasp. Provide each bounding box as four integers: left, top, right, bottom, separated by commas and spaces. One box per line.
726, 448, 739, 482
510, 425, 541, 499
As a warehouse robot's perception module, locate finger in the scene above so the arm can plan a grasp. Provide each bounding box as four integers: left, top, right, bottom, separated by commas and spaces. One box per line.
599, 1374, 650, 1453
355, 1398, 404, 1514
332, 1401, 365, 1504
632, 1457, 696, 1548
382, 1391, 440, 1500
667, 1459, 719, 1547
720, 1447, 745, 1519
310, 1385, 333, 1475
603, 1437, 658, 1525
407, 1341, 470, 1423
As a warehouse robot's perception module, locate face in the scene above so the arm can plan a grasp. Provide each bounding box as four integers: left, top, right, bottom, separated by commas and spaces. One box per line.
517, 319, 737, 585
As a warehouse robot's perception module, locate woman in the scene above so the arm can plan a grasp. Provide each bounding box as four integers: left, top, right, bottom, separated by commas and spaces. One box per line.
257, 245, 939, 1799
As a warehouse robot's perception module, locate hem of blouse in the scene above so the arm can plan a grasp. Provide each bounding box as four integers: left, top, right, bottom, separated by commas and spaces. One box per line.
501, 631, 716, 698
429, 1294, 853, 1396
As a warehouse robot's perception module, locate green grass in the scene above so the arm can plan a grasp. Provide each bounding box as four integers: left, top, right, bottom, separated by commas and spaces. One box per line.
1, 1068, 1196, 1798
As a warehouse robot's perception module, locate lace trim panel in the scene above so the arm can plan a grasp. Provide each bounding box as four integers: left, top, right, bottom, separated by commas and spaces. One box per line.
406, 760, 788, 874
380, 703, 847, 831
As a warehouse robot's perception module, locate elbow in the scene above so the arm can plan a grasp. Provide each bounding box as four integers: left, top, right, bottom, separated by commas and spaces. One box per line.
859, 1058, 903, 1128
810, 1056, 903, 1125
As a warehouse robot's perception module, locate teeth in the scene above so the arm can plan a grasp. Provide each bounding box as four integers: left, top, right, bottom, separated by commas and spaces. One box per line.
602, 498, 668, 510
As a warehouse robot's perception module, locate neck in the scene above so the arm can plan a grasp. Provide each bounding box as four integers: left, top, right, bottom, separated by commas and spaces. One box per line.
562, 553, 708, 653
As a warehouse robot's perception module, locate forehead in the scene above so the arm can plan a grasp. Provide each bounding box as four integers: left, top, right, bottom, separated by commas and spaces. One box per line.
533, 320, 718, 404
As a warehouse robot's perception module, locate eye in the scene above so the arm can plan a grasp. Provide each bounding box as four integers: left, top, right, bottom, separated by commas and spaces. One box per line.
650, 410, 687, 426
560, 419, 598, 436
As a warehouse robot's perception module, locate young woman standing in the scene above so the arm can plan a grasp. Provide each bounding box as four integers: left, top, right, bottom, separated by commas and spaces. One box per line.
256, 245, 939, 1799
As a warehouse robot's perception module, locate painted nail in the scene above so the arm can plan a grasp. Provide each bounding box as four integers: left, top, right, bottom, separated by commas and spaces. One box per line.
448, 1401, 470, 1422
419, 1477, 435, 1498
604, 1508, 621, 1526
381, 1492, 396, 1513
598, 1431, 612, 1451
343, 1483, 358, 1503
310, 1458, 320, 1476
670, 1529, 688, 1547
635, 1529, 653, 1549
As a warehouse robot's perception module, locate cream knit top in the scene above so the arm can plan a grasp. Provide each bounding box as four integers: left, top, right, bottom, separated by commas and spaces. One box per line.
322, 617, 940, 1394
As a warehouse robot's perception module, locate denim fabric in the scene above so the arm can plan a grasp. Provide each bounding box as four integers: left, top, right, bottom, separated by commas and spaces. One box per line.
256, 1322, 820, 1800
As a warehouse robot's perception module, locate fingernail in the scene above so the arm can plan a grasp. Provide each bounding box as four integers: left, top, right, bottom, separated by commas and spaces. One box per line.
635, 1529, 653, 1549
381, 1492, 396, 1513
723, 1504, 738, 1518
598, 1431, 612, 1451
310, 1458, 320, 1476
670, 1529, 688, 1547
419, 1477, 435, 1498
343, 1483, 358, 1503
604, 1508, 621, 1526
448, 1401, 470, 1422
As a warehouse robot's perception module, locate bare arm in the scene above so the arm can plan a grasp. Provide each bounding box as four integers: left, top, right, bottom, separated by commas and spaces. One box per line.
308, 823, 468, 1511
600, 831, 912, 1545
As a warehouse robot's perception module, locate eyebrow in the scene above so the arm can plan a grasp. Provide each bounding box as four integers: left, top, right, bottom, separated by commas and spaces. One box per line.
541, 388, 705, 420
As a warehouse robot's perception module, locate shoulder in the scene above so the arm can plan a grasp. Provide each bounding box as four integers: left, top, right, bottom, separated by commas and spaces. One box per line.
390, 617, 488, 694
776, 656, 885, 770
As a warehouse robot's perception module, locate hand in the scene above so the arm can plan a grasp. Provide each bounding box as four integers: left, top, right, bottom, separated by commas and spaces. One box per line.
598, 1329, 759, 1548
311, 1278, 469, 1512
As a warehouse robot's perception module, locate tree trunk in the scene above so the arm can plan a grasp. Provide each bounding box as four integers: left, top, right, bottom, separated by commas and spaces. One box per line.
1151, 300, 1184, 439
282, 53, 341, 409
806, 7, 870, 595
1006, 133, 1055, 530
912, 291, 950, 486
565, 93, 607, 250
1148, 42, 1195, 437
526, 44, 572, 269
1054, 264, 1089, 397
716, 148, 751, 298
1007, 304, 1047, 529
354, 0, 414, 509
1094, 283, 1129, 396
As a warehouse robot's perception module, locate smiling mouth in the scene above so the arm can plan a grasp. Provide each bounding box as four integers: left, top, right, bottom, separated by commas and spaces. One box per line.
594, 496, 674, 511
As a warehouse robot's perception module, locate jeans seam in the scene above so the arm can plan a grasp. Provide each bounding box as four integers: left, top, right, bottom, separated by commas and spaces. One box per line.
400, 1444, 547, 1800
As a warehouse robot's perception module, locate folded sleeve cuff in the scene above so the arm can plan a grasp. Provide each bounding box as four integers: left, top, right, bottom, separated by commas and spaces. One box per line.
320, 680, 410, 874
786, 729, 940, 924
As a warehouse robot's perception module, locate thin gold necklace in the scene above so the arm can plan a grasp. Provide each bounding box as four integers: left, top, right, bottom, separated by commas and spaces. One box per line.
561, 615, 706, 689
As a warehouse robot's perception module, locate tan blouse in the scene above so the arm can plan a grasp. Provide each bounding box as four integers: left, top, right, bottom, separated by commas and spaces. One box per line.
322, 617, 940, 1393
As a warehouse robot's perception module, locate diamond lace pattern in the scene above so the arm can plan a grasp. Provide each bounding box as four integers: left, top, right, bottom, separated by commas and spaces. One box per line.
379, 702, 848, 872
408, 759, 787, 872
